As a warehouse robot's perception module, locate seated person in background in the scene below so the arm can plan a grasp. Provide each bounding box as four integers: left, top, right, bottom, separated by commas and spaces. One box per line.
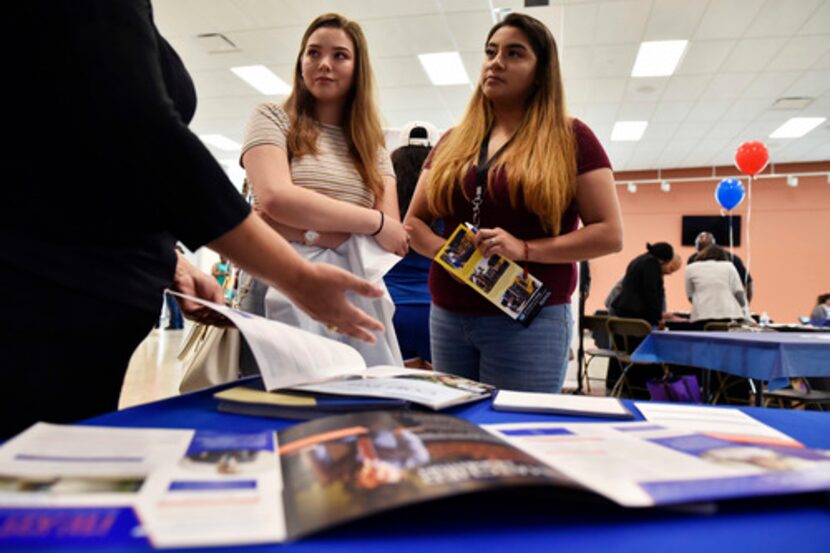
689, 231, 753, 302
384, 123, 439, 369
810, 293, 830, 326
685, 245, 750, 329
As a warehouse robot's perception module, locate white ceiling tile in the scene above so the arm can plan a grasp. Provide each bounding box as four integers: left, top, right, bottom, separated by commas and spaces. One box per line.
662, 75, 713, 101
579, 103, 620, 125
224, 27, 305, 65
228, 0, 307, 28
561, 2, 598, 46
798, 0, 830, 35
676, 121, 714, 141
378, 86, 444, 111
694, 0, 766, 40
374, 57, 433, 88
445, 11, 496, 51
719, 38, 789, 73
384, 109, 456, 130
624, 77, 667, 103
644, 0, 707, 41
564, 79, 594, 104
652, 101, 695, 123
617, 101, 657, 120
593, 78, 629, 103
640, 121, 677, 141
439, 0, 492, 13
745, 0, 824, 37
686, 99, 735, 122
166, 35, 261, 71
811, 48, 830, 70
436, 85, 476, 110
722, 99, 769, 121
701, 73, 757, 100
591, 44, 640, 78
593, 0, 652, 45
741, 72, 803, 100
561, 46, 594, 79
706, 121, 748, 140
675, 40, 736, 75
784, 70, 830, 98
767, 35, 830, 71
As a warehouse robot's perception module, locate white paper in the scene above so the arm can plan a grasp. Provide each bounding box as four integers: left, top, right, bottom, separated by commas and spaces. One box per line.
494, 390, 632, 418
293, 366, 493, 409
0, 423, 287, 547
170, 292, 366, 390
634, 403, 799, 445
485, 421, 830, 507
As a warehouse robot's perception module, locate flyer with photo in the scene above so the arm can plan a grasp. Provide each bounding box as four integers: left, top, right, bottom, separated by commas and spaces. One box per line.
434, 224, 551, 326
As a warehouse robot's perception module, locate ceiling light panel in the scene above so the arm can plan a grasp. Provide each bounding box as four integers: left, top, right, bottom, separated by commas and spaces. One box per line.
769, 117, 826, 139
631, 40, 688, 77
417, 52, 470, 86
230, 65, 291, 95
611, 121, 648, 141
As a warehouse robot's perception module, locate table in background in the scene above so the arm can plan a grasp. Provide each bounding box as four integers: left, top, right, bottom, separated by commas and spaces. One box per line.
631, 330, 830, 394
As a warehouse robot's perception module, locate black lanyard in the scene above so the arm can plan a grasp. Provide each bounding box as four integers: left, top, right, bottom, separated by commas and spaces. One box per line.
472, 131, 513, 228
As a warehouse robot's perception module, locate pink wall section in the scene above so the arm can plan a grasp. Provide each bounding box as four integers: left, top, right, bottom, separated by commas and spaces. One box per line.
584, 174, 830, 323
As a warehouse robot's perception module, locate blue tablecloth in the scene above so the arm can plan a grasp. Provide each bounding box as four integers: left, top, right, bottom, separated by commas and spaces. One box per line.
631, 331, 830, 389
5, 382, 830, 553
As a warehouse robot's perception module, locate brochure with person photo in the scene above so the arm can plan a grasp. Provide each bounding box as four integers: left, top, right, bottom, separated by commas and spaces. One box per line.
433, 224, 551, 326
1, 415, 830, 547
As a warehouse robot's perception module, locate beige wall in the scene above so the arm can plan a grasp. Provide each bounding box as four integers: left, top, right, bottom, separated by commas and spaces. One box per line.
585, 172, 830, 323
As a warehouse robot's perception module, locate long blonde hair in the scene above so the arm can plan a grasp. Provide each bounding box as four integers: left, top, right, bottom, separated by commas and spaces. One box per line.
427, 13, 576, 234
283, 13, 385, 200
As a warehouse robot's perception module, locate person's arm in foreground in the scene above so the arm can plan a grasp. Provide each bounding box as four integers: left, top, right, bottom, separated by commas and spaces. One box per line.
176, 213, 385, 343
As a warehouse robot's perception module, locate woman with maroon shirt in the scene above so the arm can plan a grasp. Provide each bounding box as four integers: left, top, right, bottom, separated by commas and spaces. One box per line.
404, 13, 622, 392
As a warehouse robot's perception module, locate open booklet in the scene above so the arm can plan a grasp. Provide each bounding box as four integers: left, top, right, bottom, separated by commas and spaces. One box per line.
2, 414, 830, 547
434, 223, 551, 326
170, 293, 493, 410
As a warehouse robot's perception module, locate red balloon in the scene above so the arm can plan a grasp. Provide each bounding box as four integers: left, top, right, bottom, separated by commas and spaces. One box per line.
734, 141, 769, 176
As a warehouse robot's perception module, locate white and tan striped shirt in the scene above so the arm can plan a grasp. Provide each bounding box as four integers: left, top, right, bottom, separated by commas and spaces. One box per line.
240, 103, 393, 208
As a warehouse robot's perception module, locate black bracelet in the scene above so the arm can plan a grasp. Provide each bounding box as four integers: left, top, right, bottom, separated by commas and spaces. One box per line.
370, 209, 385, 236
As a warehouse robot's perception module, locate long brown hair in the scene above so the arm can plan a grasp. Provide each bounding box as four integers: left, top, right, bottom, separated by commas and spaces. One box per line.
283, 13, 385, 200
427, 13, 576, 234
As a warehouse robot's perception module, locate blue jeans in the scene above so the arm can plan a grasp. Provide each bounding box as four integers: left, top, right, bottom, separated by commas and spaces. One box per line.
430, 303, 572, 392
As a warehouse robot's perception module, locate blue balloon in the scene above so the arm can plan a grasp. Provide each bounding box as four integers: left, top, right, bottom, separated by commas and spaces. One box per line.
715, 178, 745, 211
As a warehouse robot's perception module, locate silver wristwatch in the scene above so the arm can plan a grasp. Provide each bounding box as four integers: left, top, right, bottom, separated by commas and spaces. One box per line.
303, 229, 320, 246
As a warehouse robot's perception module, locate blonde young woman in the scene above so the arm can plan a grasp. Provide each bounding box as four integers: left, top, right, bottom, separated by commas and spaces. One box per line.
405, 13, 623, 392
241, 14, 407, 365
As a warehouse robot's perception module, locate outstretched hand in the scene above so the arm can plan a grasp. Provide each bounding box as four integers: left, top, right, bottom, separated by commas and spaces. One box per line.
283, 262, 385, 343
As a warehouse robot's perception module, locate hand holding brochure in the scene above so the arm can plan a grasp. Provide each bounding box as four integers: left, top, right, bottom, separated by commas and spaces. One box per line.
170, 293, 493, 410
434, 224, 551, 325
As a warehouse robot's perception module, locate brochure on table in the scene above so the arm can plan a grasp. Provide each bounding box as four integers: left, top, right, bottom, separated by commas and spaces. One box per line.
433, 224, 551, 326
169, 293, 493, 409
2, 413, 830, 548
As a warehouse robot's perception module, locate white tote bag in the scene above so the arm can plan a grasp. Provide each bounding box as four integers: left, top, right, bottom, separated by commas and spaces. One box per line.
264, 235, 403, 367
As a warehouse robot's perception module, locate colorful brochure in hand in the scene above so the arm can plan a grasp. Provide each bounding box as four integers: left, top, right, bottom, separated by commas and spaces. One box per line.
434, 223, 551, 326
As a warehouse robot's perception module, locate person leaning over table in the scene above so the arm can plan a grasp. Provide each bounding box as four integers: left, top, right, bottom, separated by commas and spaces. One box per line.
685, 245, 750, 330
240, 13, 408, 366
405, 13, 623, 393
689, 231, 753, 303
0, 0, 385, 440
